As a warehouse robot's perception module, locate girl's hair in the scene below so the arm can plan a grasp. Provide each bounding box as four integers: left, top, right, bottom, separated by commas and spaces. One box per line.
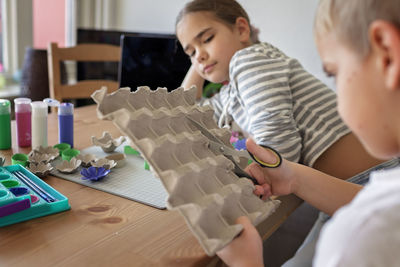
176, 0, 259, 43
314, 0, 400, 58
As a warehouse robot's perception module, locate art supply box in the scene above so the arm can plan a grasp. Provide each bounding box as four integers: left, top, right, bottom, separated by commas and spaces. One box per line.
0, 164, 70, 227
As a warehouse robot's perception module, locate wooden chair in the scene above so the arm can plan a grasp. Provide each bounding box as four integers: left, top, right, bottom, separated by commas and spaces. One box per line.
47, 42, 121, 109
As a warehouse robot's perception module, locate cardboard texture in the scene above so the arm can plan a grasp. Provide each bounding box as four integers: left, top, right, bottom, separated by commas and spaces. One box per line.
91, 131, 126, 153
91, 86, 280, 256
56, 158, 82, 174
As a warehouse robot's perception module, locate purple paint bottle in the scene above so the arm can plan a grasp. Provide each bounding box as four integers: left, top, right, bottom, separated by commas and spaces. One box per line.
58, 103, 74, 147
14, 98, 32, 147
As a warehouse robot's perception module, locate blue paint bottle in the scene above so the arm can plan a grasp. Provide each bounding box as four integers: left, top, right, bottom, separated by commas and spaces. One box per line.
58, 103, 74, 147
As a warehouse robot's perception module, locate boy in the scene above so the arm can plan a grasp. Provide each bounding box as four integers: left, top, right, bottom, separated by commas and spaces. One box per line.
216, 0, 400, 266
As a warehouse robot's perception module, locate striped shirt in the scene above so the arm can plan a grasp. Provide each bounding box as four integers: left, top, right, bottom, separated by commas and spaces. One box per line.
205, 42, 350, 166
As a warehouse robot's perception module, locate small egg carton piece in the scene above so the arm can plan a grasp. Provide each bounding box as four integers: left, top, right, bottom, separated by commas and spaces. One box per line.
75, 154, 97, 168
91, 158, 116, 170
31, 146, 59, 160
56, 158, 82, 174
28, 152, 54, 165
92, 86, 280, 256
29, 146, 59, 164
105, 153, 126, 168
27, 162, 54, 178
91, 131, 126, 153
81, 166, 110, 181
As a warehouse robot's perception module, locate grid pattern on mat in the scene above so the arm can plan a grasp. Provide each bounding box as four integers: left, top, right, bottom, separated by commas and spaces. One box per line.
50, 143, 167, 209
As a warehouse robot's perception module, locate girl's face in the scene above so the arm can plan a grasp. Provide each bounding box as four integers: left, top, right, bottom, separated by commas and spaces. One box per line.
316, 31, 400, 159
176, 11, 250, 83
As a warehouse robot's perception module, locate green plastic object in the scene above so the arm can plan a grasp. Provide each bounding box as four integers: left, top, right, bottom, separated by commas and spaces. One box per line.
54, 143, 72, 156
62, 148, 80, 161
144, 161, 150, 170
11, 153, 29, 167
124, 145, 140, 156
203, 82, 223, 98
0, 99, 11, 150
0, 164, 70, 227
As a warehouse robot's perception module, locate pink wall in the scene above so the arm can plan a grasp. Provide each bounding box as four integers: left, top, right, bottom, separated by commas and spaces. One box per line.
33, 0, 66, 49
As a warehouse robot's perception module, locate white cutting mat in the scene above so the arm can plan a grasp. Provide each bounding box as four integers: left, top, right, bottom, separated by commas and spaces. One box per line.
50, 144, 167, 209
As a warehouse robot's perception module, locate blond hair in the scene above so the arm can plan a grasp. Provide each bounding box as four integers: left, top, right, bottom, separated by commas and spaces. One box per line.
314, 0, 400, 58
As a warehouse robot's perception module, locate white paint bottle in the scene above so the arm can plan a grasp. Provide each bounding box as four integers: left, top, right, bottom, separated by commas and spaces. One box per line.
31, 101, 48, 149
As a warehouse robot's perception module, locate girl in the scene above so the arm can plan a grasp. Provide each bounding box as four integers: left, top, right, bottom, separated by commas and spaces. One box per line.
175, 0, 384, 180
217, 0, 400, 266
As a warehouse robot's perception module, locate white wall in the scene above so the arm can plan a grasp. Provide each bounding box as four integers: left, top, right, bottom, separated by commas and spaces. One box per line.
110, 0, 335, 90
112, 0, 183, 34
240, 0, 335, 90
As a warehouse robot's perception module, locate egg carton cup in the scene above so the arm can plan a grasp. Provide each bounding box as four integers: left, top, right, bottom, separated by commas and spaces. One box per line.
56, 158, 82, 174
31, 146, 59, 159
105, 153, 126, 168
81, 166, 111, 181
92, 86, 280, 256
28, 146, 59, 164
28, 152, 55, 164
91, 158, 116, 170
27, 162, 54, 178
91, 131, 126, 153
75, 153, 97, 168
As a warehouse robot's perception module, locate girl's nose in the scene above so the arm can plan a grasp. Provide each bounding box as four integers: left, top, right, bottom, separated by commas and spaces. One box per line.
195, 49, 208, 62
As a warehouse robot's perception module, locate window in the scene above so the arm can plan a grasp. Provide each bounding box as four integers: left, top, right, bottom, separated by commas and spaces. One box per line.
0, 2, 3, 74
0, 0, 32, 96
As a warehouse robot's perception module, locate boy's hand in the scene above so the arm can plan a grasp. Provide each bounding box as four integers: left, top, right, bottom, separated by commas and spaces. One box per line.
245, 139, 297, 199
216, 216, 264, 267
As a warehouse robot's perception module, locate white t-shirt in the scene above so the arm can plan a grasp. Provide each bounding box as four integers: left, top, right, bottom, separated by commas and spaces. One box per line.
314, 166, 400, 267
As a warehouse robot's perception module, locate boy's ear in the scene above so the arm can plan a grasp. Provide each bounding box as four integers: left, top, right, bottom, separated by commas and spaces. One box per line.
369, 21, 400, 91
235, 17, 251, 44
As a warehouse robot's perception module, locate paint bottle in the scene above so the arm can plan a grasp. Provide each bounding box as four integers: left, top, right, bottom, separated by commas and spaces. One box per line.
14, 98, 32, 147
31, 101, 48, 149
58, 103, 74, 147
0, 99, 11, 150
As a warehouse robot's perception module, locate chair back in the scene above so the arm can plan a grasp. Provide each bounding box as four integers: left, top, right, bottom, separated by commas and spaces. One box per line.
47, 42, 121, 110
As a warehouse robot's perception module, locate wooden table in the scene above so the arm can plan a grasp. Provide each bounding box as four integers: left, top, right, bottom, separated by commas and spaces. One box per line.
0, 105, 302, 267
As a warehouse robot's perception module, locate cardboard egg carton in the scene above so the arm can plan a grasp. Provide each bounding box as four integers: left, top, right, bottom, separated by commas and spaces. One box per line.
92, 86, 280, 256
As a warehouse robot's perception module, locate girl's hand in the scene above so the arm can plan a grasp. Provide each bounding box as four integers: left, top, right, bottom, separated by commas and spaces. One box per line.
181, 64, 205, 100
245, 139, 298, 199
216, 216, 264, 267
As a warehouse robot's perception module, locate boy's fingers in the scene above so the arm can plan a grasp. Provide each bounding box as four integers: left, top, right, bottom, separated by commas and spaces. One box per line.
254, 184, 272, 198
236, 215, 252, 227
261, 184, 272, 198
246, 163, 268, 185
253, 185, 264, 196
246, 138, 279, 166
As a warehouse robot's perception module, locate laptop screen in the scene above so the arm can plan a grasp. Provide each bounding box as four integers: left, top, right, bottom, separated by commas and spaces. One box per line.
118, 33, 191, 92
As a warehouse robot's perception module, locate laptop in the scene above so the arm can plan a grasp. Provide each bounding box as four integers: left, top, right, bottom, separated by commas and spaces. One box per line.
118, 33, 191, 92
